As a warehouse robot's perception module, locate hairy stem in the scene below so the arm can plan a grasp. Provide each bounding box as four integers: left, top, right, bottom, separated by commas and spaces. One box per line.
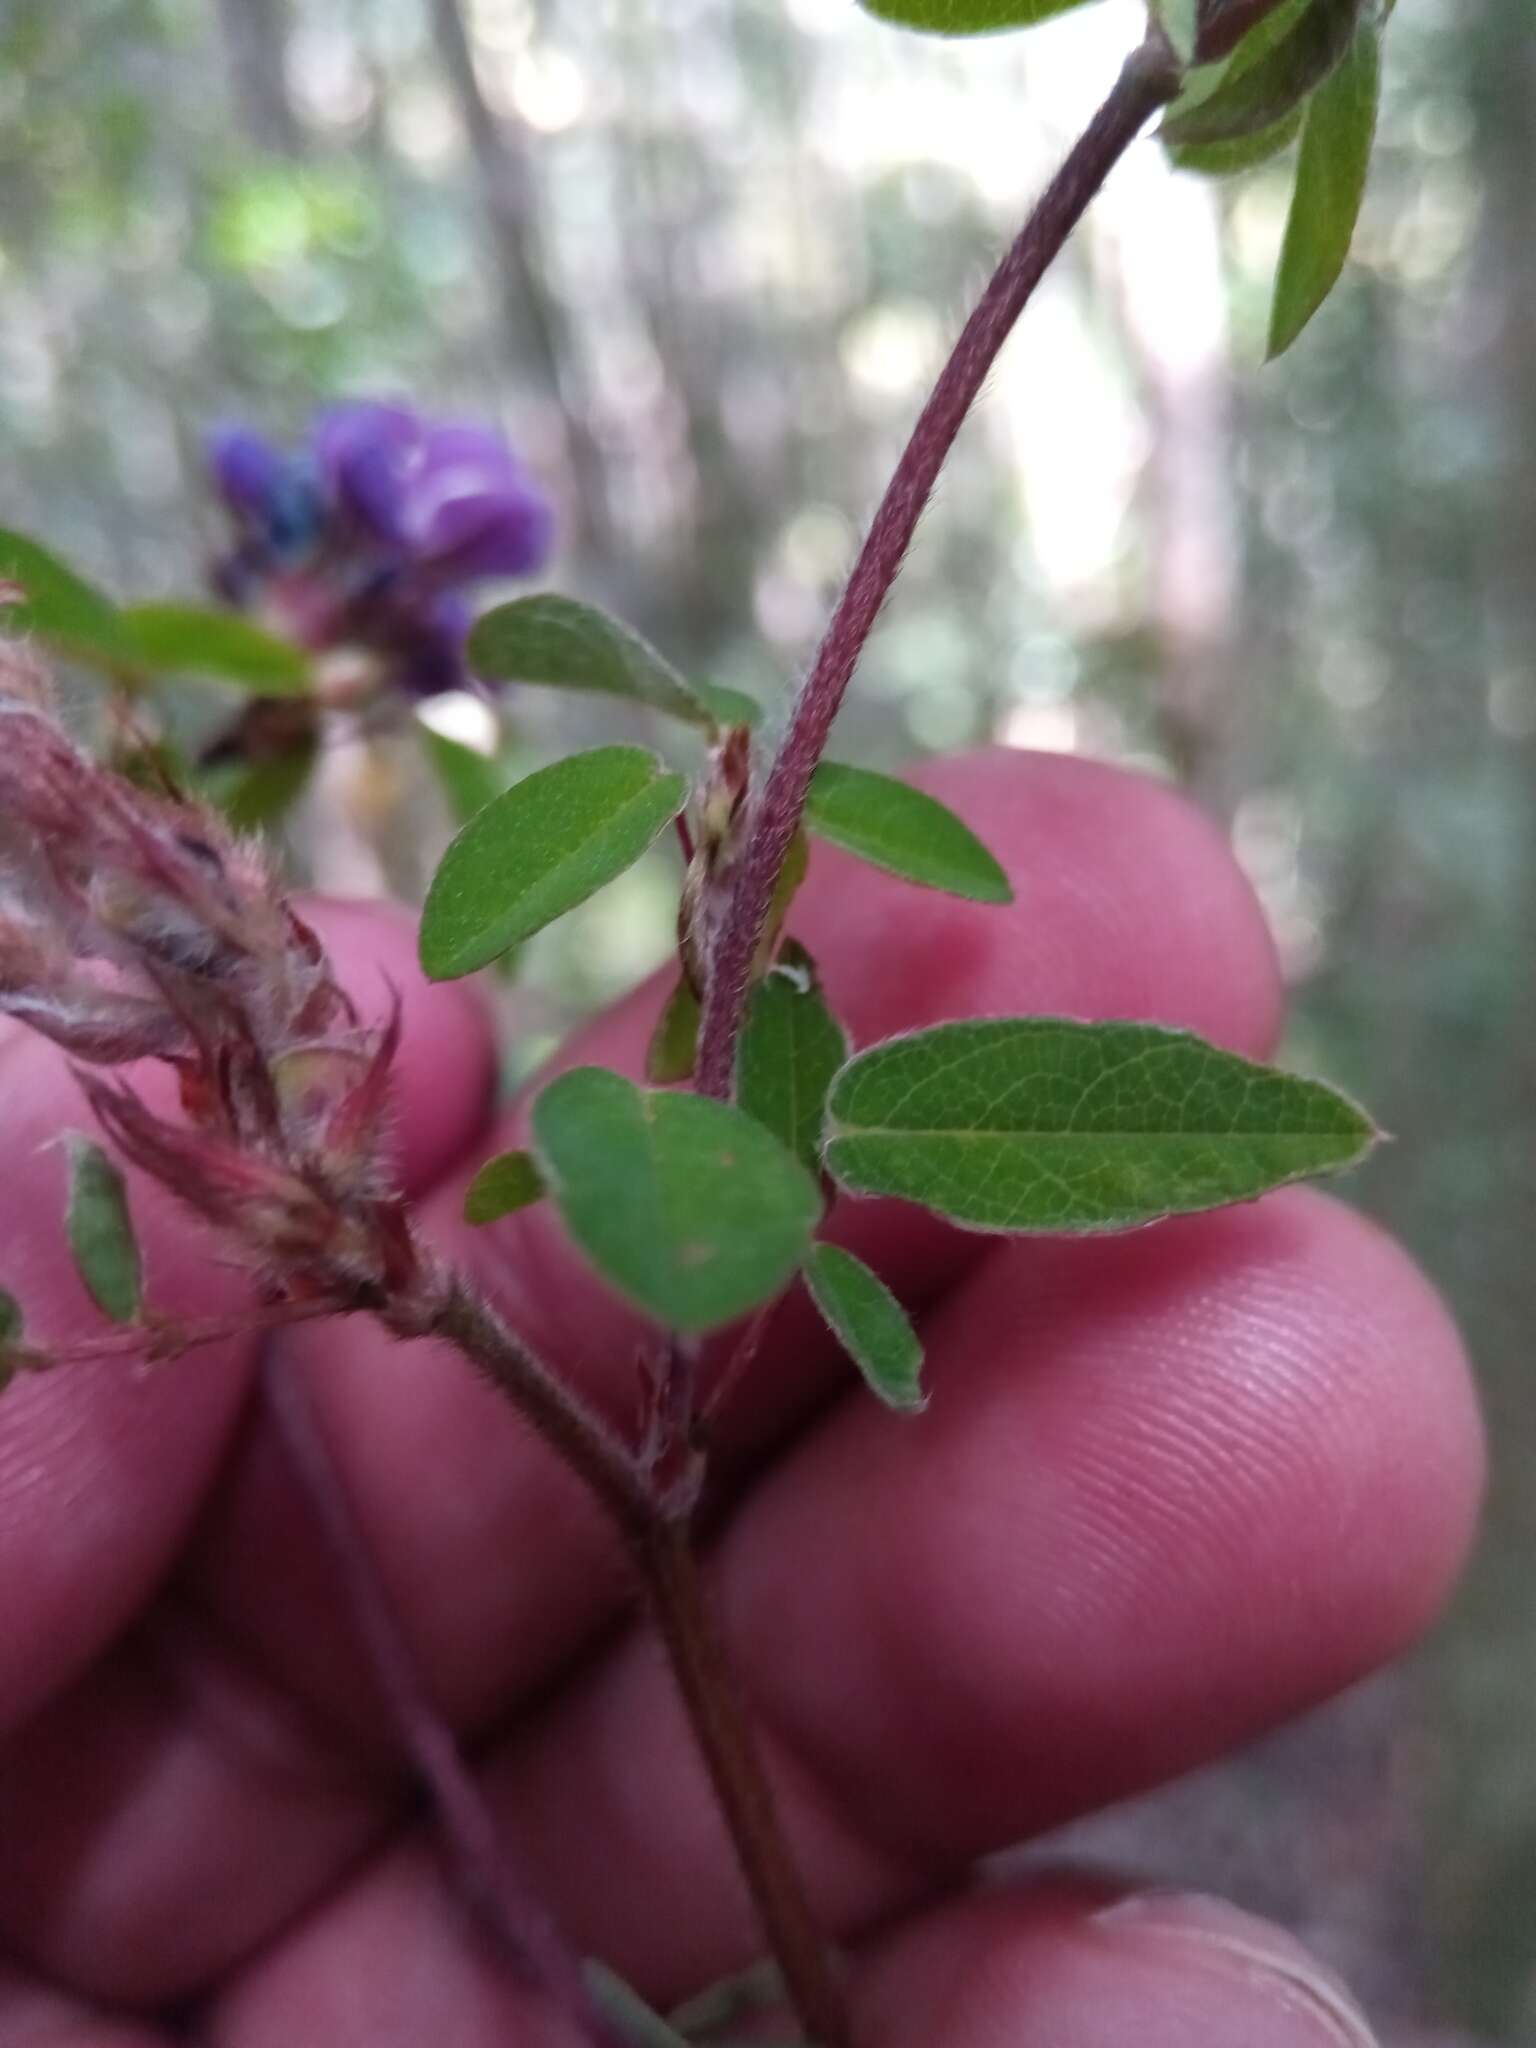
263, 1353, 629, 2048
640, 1517, 850, 2047
418, 1272, 849, 2043
424, 1273, 654, 1538
695, 27, 1182, 1100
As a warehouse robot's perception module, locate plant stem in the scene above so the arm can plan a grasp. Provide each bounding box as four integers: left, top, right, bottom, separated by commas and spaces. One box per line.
263, 1352, 631, 2048
424, 1272, 654, 1539
694, 27, 1182, 1101
418, 1273, 850, 2044
640, 1516, 850, 2048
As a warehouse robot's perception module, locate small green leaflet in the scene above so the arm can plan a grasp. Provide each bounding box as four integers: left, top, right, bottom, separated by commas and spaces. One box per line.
121, 604, 311, 695
1163, 0, 1361, 149
804, 1243, 925, 1412
420, 725, 508, 827
203, 735, 319, 832
693, 681, 762, 731
532, 1068, 822, 1333
583, 1963, 692, 2048
1171, 105, 1304, 177
805, 764, 1012, 904
420, 747, 687, 980
463, 1149, 546, 1224
647, 975, 701, 1084
65, 1136, 143, 1323
0, 528, 129, 666
824, 1018, 1376, 1233
0, 1290, 22, 1346
1267, 19, 1380, 358
858, 0, 1094, 34
468, 595, 733, 733
737, 944, 848, 1174
1155, 0, 1201, 65
1165, 0, 1312, 123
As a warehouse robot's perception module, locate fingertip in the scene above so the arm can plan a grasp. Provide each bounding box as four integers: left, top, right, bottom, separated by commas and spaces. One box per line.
297, 896, 498, 1191
854, 1885, 1380, 2048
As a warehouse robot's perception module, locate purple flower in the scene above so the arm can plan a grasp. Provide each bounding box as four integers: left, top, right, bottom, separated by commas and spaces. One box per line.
206, 402, 554, 700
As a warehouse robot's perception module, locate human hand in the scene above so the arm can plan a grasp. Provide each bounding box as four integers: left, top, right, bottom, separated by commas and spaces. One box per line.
0, 752, 1482, 2045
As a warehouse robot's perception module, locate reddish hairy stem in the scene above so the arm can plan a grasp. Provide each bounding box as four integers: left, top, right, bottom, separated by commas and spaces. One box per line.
640, 1518, 850, 2048
419, 1276, 850, 2042
424, 1274, 654, 1538
694, 29, 1182, 1100
263, 1353, 630, 2048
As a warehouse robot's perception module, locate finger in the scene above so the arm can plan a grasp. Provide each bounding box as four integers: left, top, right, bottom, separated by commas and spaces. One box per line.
198, 750, 1287, 1736
0, 898, 495, 1736
204, 1185, 1481, 2027
0, 751, 1288, 2000
0, 1955, 174, 2048
849, 1884, 1379, 2048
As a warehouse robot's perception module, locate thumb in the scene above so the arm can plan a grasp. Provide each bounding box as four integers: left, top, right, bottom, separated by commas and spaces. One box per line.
854, 1886, 1380, 2048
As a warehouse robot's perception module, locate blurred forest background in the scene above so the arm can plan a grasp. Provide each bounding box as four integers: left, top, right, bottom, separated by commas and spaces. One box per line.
0, 0, 1532, 2038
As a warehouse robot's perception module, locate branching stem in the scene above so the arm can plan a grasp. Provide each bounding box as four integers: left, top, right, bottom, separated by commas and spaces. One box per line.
695, 26, 1182, 1100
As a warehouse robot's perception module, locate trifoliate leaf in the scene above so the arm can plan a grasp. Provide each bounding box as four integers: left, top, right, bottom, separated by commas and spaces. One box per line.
804, 1243, 925, 1411
121, 604, 310, 695
463, 1150, 546, 1225
468, 595, 725, 732
805, 764, 1011, 904
65, 1136, 143, 1323
532, 1068, 822, 1333
737, 948, 848, 1173
0, 528, 129, 666
824, 1018, 1377, 1233
420, 747, 687, 980
1266, 18, 1380, 357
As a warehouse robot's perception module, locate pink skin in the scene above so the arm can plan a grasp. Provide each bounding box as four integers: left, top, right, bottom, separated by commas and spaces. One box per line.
0, 753, 1483, 2044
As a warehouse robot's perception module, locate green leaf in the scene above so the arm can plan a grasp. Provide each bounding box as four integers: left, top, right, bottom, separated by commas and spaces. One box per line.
693, 681, 762, 730
0, 528, 129, 665
647, 974, 701, 1084
858, 0, 1095, 35
0, 1290, 22, 1346
805, 763, 1012, 904
1163, 0, 1361, 147
203, 736, 319, 832
804, 1243, 925, 1412
65, 1136, 143, 1323
421, 725, 507, 827
1156, 0, 1201, 65
463, 1149, 546, 1224
468, 595, 726, 732
1171, 103, 1304, 176
824, 1019, 1377, 1234
420, 746, 687, 980
1168, 0, 1311, 116
121, 604, 311, 695
584, 1963, 692, 2048
1266, 20, 1380, 358
737, 945, 848, 1173
532, 1068, 822, 1333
